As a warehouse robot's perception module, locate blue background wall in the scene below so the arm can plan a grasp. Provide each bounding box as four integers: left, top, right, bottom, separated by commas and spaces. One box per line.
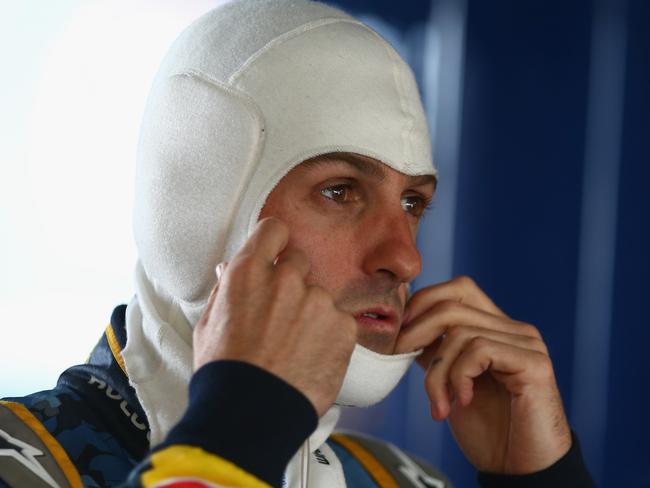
329, 0, 650, 486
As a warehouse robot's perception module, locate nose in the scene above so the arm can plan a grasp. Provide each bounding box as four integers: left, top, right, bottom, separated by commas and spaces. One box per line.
361, 210, 422, 283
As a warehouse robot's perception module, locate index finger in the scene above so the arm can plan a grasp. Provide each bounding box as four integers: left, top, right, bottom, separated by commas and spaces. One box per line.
405, 275, 506, 325
238, 217, 290, 265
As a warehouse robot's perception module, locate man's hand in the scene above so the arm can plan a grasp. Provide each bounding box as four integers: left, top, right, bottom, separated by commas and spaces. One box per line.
395, 276, 572, 475
193, 217, 357, 417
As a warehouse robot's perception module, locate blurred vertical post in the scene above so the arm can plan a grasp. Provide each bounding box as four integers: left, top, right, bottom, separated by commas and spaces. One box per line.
571, 0, 628, 483
407, 0, 468, 468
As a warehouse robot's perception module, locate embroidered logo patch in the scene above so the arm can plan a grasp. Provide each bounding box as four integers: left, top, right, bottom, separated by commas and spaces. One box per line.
0, 428, 60, 487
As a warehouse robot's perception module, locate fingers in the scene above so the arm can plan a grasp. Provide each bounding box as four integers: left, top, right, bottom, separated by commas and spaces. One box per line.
231, 218, 309, 291
238, 217, 290, 265
193, 216, 352, 416
398, 279, 553, 422
396, 300, 541, 354
405, 275, 505, 325
423, 325, 548, 419
450, 339, 552, 407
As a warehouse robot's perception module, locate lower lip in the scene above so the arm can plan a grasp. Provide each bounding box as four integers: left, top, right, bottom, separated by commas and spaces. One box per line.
355, 315, 399, 334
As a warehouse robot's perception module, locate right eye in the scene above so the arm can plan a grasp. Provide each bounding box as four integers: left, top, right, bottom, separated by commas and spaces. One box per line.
320, 184, 357, 204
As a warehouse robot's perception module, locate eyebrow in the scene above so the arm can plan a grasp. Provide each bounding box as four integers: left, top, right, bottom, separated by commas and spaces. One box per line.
302, 153, 437, 189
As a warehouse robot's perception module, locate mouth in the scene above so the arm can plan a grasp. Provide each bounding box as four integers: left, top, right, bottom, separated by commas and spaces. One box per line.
353, 307, 400, 333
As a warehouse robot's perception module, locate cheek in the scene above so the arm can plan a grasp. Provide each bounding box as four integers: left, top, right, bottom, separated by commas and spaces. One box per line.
288, 226, 358, 296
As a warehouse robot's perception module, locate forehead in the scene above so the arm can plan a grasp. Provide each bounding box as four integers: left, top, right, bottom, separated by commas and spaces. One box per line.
298, 152, 438, 188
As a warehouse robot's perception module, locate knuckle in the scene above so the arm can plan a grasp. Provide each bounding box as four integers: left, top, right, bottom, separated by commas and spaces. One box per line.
467, 335, 489, 352
519, 322, 542, 339
445, 324, 466, 340
453, 275, 477, 290
538, 341, 550, 355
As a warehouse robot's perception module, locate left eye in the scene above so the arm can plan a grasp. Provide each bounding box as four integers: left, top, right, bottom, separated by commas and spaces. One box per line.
401, 196, 428, 217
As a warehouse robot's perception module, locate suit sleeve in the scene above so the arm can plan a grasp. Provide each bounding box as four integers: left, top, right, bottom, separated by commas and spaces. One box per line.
124, 360, 318, 488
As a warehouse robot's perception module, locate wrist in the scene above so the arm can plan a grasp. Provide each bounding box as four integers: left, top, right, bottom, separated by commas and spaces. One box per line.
478, 431, 595, 487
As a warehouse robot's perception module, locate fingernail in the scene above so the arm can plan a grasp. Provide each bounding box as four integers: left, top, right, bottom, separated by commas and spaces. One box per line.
215, 262, 224, 281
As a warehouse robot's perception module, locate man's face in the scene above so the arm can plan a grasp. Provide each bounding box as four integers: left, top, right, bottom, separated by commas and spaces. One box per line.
259, 153, 436, 354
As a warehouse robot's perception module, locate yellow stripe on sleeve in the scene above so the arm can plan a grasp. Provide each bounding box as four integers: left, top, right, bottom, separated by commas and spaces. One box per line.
330, 433, 400, 488
105, 323, 128, 376
0, 400, 84, 488
141, 445, 271, 488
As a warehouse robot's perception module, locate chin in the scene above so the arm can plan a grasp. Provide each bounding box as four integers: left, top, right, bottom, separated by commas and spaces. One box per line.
356, 334, 397, 355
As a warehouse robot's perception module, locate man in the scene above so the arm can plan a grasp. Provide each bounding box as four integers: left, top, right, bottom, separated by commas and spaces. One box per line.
0, 1, 594, 487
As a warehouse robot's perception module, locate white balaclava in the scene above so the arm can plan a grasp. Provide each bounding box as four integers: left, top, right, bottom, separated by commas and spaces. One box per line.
121, 0, 437, 454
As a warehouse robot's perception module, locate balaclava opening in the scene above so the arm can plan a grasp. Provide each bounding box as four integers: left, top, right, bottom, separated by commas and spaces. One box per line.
122, 0, 437, 449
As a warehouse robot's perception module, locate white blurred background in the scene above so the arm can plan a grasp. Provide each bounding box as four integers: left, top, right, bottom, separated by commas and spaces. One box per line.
0, 0, 230, 395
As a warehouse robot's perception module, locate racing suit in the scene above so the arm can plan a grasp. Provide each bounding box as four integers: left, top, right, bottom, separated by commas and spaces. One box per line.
0, 305, 594, 487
